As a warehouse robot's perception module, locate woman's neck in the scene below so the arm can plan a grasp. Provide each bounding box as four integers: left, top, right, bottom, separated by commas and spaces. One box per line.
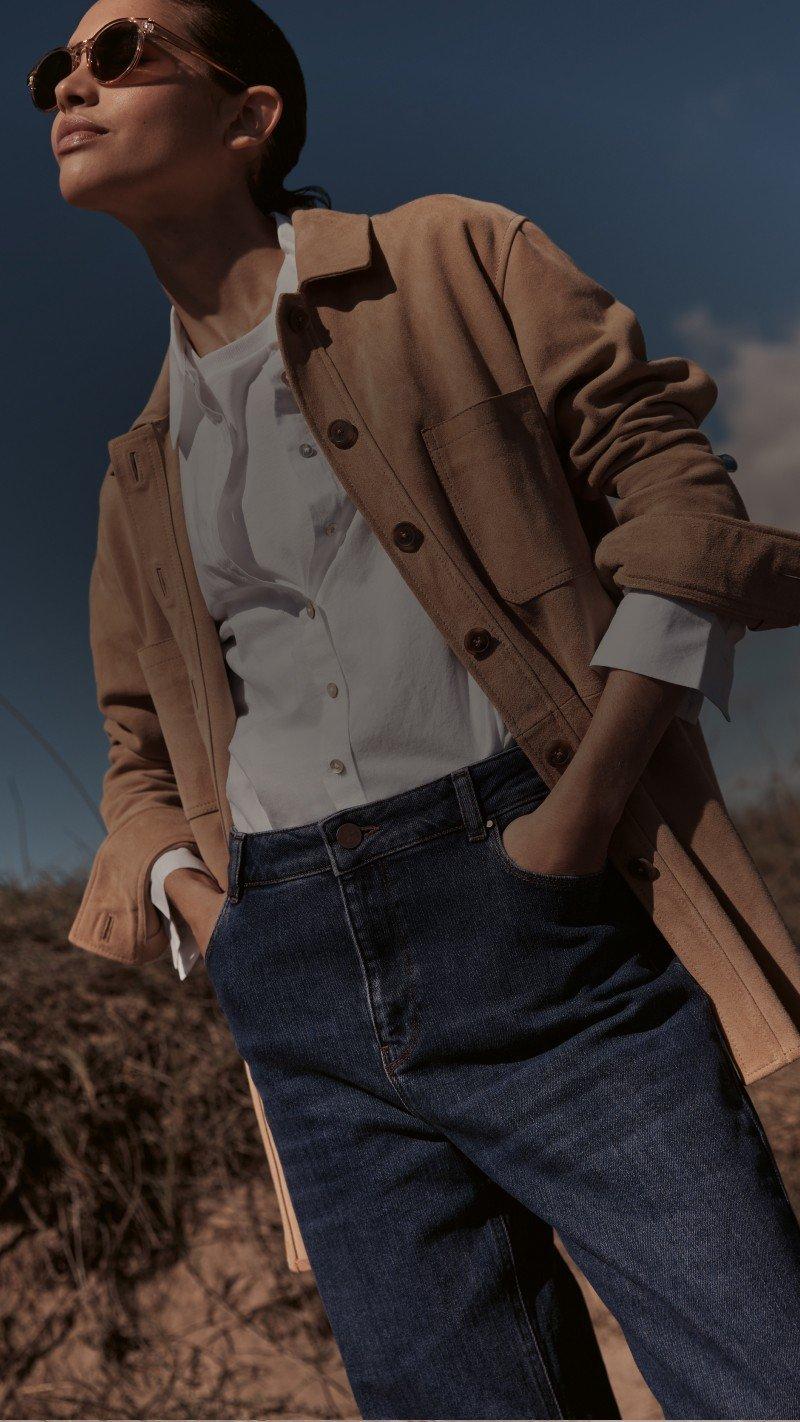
135, 189, 287, 359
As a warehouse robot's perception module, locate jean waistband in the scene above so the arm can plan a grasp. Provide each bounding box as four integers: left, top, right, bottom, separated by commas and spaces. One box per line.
225, 739, 549, 898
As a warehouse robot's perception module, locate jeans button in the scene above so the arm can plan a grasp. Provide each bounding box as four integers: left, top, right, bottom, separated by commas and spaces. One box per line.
336, 822, 363, 848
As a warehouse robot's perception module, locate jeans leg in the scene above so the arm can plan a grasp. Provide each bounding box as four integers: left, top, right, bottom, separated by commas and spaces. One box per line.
539, 979, 800, 1420
203, 847, 620, 1420
253, 1075, 618, 1421
394, 840, 800, 1421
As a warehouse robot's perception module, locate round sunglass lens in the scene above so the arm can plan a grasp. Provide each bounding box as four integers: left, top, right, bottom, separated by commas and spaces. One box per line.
91, 20, 140, 82
30, 48, 73, 110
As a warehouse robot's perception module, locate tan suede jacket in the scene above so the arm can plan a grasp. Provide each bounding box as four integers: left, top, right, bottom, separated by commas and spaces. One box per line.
68, 193, 800, 1274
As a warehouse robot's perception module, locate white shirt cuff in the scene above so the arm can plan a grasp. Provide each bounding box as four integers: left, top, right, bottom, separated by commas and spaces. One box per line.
150, 847, 216, 980
589, 590, 746, 723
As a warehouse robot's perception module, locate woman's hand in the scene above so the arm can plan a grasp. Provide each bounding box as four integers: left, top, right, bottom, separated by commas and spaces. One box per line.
500, 668, 692, 875
501, 790, 613, 875
163, 866, 229, 960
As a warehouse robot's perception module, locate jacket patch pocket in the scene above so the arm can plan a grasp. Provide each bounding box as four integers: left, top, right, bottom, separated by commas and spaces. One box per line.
137, 638, 218, 819
421, 383, 592, 602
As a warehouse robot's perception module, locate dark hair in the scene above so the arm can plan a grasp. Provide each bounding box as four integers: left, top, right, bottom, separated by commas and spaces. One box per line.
167, 0, 331, 214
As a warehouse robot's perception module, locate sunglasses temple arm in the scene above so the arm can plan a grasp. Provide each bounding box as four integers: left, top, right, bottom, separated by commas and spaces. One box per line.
152, 28, 244, 87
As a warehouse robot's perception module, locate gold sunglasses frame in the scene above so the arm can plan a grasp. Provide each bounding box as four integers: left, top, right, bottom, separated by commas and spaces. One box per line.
28, 15, 246, 112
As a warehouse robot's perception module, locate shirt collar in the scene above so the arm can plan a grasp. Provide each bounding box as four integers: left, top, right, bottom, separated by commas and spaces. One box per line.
168, 209, 296, 450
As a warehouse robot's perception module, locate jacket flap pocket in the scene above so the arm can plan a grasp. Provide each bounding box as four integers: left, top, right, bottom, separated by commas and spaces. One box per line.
421, 384, 592, 602
137, 638, 217, 818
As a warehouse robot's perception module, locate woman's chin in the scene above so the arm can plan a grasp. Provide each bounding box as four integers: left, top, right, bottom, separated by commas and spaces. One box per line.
58, 163, 119, 212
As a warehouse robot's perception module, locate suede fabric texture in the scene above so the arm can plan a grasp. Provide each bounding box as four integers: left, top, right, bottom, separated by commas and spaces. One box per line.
68, 194, 800, 1274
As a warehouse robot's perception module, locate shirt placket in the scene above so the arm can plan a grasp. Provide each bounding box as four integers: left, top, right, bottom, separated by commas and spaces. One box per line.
282, 393, 369, 808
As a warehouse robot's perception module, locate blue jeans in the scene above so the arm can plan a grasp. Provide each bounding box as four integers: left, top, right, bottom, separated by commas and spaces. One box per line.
205, 740, 800, 1420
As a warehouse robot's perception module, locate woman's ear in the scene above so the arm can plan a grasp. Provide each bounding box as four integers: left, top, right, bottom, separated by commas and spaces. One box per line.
223, 84, 283, 157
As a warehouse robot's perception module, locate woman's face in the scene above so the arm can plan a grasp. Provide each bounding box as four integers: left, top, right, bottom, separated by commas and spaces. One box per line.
49, 0, 253, 220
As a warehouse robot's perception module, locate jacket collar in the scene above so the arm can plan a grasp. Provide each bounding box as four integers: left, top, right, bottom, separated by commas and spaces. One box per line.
124, 205, 373, 436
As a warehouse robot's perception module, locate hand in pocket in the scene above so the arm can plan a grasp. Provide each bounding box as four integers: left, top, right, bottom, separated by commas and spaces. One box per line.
501, 794, 612, 876
163, 865, 230, 960
195, 889, 231, 960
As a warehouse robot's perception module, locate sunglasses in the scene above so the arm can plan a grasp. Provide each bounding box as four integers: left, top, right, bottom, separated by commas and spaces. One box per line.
27, 15, 245, 113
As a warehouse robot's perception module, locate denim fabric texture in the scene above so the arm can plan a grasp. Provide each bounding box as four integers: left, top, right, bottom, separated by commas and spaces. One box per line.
204, 739, 800, 1421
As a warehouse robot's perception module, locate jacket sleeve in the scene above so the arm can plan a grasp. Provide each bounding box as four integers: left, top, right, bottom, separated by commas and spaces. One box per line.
497, 216, 800, 631
68, 471, 202, 965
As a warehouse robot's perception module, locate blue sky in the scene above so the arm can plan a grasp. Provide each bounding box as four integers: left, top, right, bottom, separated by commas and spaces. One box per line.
3, 0, 799, 879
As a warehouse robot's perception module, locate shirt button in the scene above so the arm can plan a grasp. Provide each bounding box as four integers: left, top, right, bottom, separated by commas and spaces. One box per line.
326, 682, 339, 697
280, 370, 290, 386
324, 522, 336, 536
300, 443, 317, 458
305, 600, 316, 618
330, 759, 346, 773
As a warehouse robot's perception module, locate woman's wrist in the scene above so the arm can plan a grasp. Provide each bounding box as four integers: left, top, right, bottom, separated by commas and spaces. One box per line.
553, 670, 690, 833
164, 866, 226, 943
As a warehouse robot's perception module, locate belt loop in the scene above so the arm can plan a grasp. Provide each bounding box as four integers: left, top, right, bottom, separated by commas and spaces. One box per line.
227, 829, 244, 902
450, 765, 488, 842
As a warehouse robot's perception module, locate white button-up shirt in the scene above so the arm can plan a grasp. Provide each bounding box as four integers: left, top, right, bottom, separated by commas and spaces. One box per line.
150, 210, 745, 978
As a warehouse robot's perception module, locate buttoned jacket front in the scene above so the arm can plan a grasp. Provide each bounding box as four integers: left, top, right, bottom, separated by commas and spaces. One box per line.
67, 192, 800, 1275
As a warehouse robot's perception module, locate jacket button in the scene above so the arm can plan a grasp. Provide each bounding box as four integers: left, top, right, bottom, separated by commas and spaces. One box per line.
287, 304, 309, 333
328, 419, 359, 449
393, 521, 424, 551
546, 742, 573, 768
719, 452, 738, 473
628, 855, 659, 881
336, 822, 363, 848
464, 626, 494, 659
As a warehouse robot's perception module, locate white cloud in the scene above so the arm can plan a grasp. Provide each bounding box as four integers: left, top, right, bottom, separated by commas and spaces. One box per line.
673, 306, 800, 532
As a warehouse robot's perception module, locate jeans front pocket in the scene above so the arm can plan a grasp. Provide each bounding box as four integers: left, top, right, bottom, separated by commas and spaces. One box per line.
487, 801, 612, 889
203, 895, 235, 975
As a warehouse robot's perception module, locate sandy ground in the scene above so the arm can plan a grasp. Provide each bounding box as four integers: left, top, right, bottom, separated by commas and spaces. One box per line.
5, 1056, 798, 1420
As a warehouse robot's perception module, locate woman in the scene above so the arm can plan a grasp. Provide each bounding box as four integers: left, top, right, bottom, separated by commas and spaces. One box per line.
34, 0, 800, 1416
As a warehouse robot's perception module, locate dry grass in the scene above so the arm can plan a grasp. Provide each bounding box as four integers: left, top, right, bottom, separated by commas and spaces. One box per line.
1, 779, 799, 1419
0, 873, 351, 1419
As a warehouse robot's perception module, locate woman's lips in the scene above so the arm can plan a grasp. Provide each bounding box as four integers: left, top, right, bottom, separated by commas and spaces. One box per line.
56, 128, 108, 154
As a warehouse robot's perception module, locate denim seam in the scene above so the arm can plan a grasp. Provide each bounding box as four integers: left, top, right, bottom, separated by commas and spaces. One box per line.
203, 897, 233, 973
318, 832, 429, 1118
241, 864, 332, 890
491, 1210, 565, 1419
376, 854, 421, 1075
702, 999, 797, 1219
